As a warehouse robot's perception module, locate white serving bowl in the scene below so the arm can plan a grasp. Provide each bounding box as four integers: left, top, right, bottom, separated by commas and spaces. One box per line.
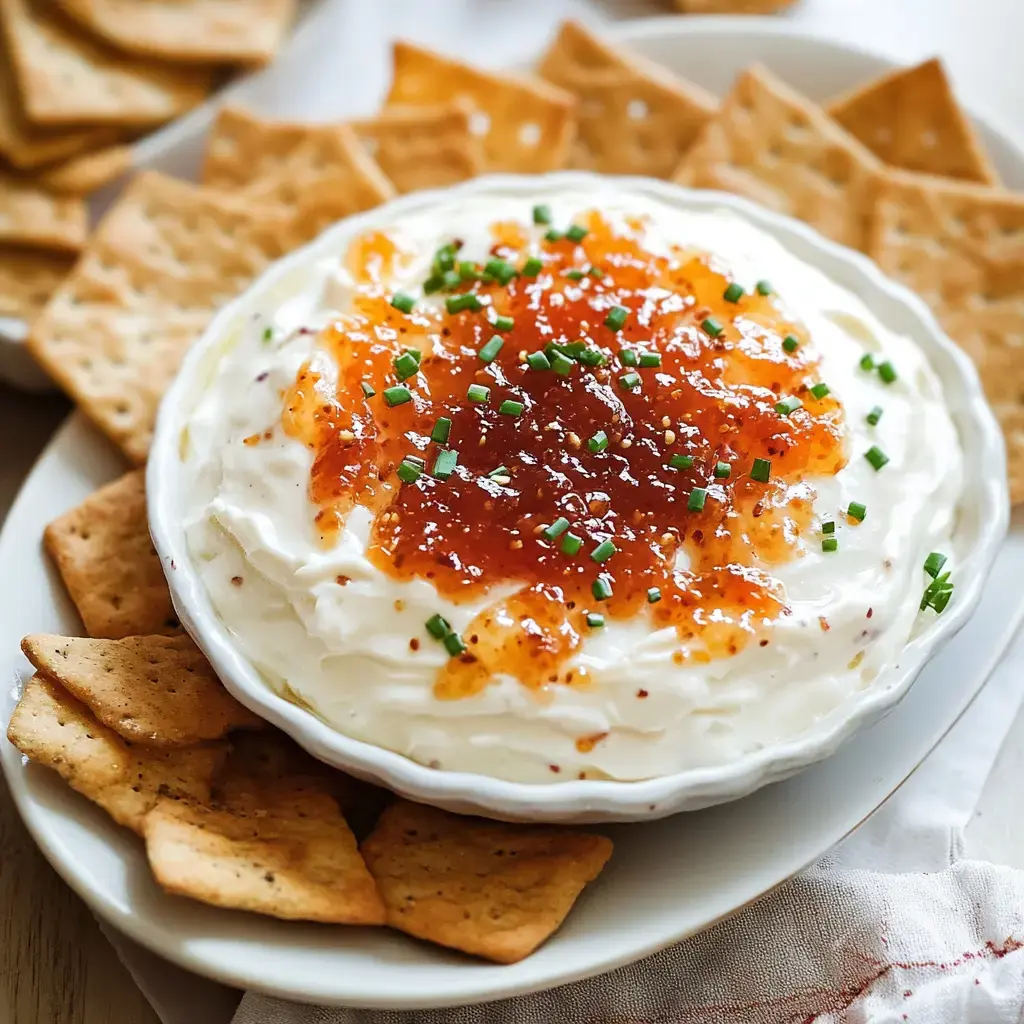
148, 172, 1007, 824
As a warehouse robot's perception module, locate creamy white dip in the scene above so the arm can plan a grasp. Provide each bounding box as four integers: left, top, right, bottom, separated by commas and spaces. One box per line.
182, 189, 964, 783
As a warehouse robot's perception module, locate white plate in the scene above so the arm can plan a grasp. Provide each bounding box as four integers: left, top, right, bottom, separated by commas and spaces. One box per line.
3, 18, 1024, 1010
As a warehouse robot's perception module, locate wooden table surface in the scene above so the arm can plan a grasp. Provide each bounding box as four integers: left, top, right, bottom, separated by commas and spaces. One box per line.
0, 384, 160, 1024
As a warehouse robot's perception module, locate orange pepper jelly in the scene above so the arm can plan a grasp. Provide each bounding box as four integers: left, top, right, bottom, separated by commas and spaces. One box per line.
281, 211, 847, 700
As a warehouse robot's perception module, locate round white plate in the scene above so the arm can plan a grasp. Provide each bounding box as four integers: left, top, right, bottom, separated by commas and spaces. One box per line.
3, 18, 1024, 1010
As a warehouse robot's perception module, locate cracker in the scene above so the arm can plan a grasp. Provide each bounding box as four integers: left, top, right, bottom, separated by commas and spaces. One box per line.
385, 41, 575, 174
7, 674, 226, 833
674, 64, 884, 252
0, 245, 73, 319
537, 20, 717, 178
361, 801, 612, 963
143, 777, 386, 924
29, 171, 290, 463
56, 0, 296, 67
37, 144, 132, 194
0, 169, 87, 252
675, 0, 796, 10
21, 633, 265, 747
350, 105, 483, 194
828, 59, 998, 185
868, 171, 1024, 501
0, 0, 213, 128
202, 105, 395, 246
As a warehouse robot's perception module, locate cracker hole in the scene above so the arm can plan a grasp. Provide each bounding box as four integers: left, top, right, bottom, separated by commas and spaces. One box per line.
920, 129, 938, 149
468, 110, 490, 137
626, 99, 649, 121
518, 122, 541, 148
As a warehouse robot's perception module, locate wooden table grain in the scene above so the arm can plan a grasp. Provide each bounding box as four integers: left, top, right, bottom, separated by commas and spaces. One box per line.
0, 384, 161, 1024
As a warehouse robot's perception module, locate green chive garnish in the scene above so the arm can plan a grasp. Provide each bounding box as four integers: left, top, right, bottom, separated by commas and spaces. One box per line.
866, 405, 883, 426
426, 614, 451, 639
551, 351, 574, 376
723, 282, 744, 303
822, 537, 838, 553
687, 487, 707, 512
432, 449, 459, 479
443, 632, 467, 656
543, 517, 570, 541
441, 269, 461, 290
499, 399, 524, 417
487, 465, 509, 480
561, 532, 583, 556
397, 459, 422, 484
588, 430, 608, 453
484, 258, 516, 285
565, 269, 585, 281
390, 292, 415, 314
578, 347, 607, 367
669, 454, 694, 471
431, 417, 452, 444
588, 265, 603, 278
620, 348, 638, 367
639, 351, 661, 367
878, 361, 897, 384
522, 257, 543, 277
809, 382, 830, 400
756, 280, 773, 296
923, 552, 947, 579
702, 317, 723, 337
526, 350, 551, 371
261, 326, 273, 343
566, 224, 588, 243
590, 540, 616, 564
859, 353, 875, 371
713, 461, 731, 479
434, 243, 457, 272
586, 612, 605, 628
545, 228, 563, 242
360, 381, 376, 398
864, 446, 889, 471
647, 587, 661, 604
782, 335, 799, 353
394, 351, 420, 381
423, 273, 444, 294
445, 292, 482, 314
467, 383, 490, 404
775, 396, 803, 416
822, 521, 835, 535
920, 572, 953, 613
751, 457, 771, 483
478, 335, 504, 363
605, 306, 628, 331
493, 314, 514, 332
383, 385, 412, 407
458, 260, 478, 282
533, 204, 552, 225
848, 501, 867, 521
619, 371, 641, 390
592, 575, 613, 601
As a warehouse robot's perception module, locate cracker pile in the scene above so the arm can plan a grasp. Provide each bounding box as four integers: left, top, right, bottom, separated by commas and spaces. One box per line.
6, 20, 1022, 964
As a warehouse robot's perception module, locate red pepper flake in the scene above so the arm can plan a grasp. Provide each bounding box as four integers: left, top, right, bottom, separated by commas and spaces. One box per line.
409, 637, 420, 651
230, 576, 243, 587
336, 575, 350, 586
866, 607, 873, 619
759, 638, 769, 647
549, 764, 561, 773
636, 688, 649, 699
819, 616, 830, 632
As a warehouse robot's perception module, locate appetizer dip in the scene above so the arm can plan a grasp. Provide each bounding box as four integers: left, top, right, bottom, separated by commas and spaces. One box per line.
183, 187, 963, 783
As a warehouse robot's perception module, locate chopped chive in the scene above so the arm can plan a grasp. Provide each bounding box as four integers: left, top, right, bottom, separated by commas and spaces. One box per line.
687, 487, 707, 512
432, 449, 459, 480
441, 269, 461, 290
713, 461, 731, 479
639, 351, 662, 367
261, 326, 273, 343
478, 335, 504, 363
585, 612, 605, 629
543, 517, 570, 541
561, 532, 583, 556
484, 258, 516, 285
920, 571, 953, 613
669, 454, 694, 471
588, 430, 609, 453
619, 371, 641, 390
493, 314, 514, 332
565, 269, 585, 281
620, 348, 639, 367
866, 405, 883, 426
809, 382, 831, 400
848, 501, 867, 521
859, 353, 875, 371
723, 282, 744, 303
499, 399, 524, 417
434, 244, 457, 272
775, 395, 803, 416
443, 632, 467, 656
756, 280, 773, 296
521, 256, 543, 277
403, 455, 426, 469
751, 457, 771, 483
487, 465, 509, 480
923, 552, 948, 579
878, 360, 898, 384
864, 446, 889, 471
702, 317, 723, 337
592, 575, 613, 601
393, 351, 420, 381
545, 228, 563, 242
458, 260, 478, 281
430, 417, 452, 444
467, 383, 490, 404
423, 273, 445, 294
591, 540, 616, 564
605, 306, 629, 331
551, 351, 574, 376
578, 347, 607, 367
822, 537, 838, 553
533, 204, 552, 225
397, 459, 422, 484
383, 385, 412, 407
445, 292, 482, 314
526, 350, 551, 371
588, 265, 603, 278
782, 335, 799, 353
566, 224, 588, 243
360, 381, 376, 398
647, 587, 662, 604
390, 292, 415, 314
426, 613, 451, 639
822, 521, 835, 535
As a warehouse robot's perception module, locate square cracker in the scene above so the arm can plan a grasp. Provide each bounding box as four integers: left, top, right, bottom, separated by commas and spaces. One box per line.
202, 105, 395, 246
56, 0, 296, 67
0, 170, 87, 252
349, 105, 484, 194
536, 20, 717, 178
828, 59, 998, 186
674, 64, 884, 253
361, 800, 613, 963
0, 245, 73, 320
143, 776, 386, 924
868, 171, 1024, 502
385, 41, 576, 174
37, 144, 132, 194
43, 469, 179, 639
7, 674, 226, 834
22, 633, 265, 747
0, 0, 213, 128
29, 171, 291, 463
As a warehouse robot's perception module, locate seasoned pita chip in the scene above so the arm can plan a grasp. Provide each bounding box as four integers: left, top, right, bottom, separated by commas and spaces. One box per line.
675, 0, 795, 9
37, 144, 132, 194
143, 776, 386, 924
7, 674, 226, 833
869, 171, 1024, 501
56, 0, 297, 67
0, 170, 87, 252
202, 105, 395, 245
0, 245, 73, 319
350, 105, 483, 194
22, 633, 265, 747
29, 171, 290, 463
828, 59, 998, 185
537, 20, 717, 178
362, 801, 612, 963
385, 41, 575, 174
674, 65, 884, 252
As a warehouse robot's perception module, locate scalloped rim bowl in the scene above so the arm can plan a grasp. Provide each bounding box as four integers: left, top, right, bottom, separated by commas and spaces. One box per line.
148, 172, 1008, 823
